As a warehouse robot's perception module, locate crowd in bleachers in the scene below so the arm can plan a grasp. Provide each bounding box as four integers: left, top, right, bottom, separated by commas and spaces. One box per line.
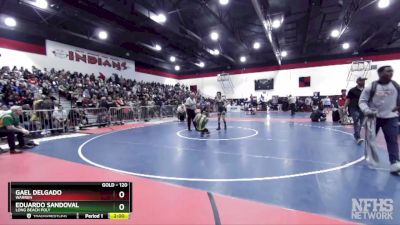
0, 65, 216, 136
0, 65, 200, 110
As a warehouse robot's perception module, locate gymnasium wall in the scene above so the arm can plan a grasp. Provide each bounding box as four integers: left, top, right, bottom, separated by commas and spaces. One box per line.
134, 71, 178, 85
180, 57, 400, 99
0, 38, 178, 84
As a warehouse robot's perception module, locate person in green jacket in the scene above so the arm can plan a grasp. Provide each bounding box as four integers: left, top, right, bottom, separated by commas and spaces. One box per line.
0, 106, 30, 154
194, 110, 210, 137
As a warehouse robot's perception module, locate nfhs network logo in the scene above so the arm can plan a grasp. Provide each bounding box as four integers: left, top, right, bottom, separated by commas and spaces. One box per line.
352, 198, 394, 220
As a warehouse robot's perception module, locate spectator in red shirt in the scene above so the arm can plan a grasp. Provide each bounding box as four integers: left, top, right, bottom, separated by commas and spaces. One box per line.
338, 89, 347, 107
98, 73, 106, 81
28, 77, 37, 85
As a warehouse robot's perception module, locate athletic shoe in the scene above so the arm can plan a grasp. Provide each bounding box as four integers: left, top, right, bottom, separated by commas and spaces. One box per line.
356, 138, 365, 145
216, 127, 221, 130
10, 149, 23, 154
390, 161, 400, 174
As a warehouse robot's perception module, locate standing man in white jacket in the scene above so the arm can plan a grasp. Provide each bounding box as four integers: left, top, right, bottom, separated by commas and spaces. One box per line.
359, 66, 400, 175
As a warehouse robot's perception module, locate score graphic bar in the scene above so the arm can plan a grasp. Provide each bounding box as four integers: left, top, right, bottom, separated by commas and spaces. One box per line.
8, 182, 132, 220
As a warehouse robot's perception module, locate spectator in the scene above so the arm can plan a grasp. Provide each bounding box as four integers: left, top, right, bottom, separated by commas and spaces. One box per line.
312, 94, 320, 110
289, 95, 296, 116
359, 66, 400, 175
98, 97, 108, 109
322, 96, 332, 114
337, 89, 348, 124
52, 105, 68, 133
141, 94, 149, 122
345, 77, 367, 144
177, 103, 186, 122
1, 65, 204, 128
0, 106, 30, 153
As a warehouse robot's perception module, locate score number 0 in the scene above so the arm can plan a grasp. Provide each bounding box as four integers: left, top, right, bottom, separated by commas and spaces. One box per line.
118, 191, 125, 210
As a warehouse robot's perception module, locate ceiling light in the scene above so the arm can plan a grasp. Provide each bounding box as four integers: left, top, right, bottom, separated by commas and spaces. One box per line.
281, 51, 288, 57
174, 65, 180, 71
158, 14, 167, 23
4, 17, 16, 27
331, 29, 340, 38
156, 13, 167, 23
240, 56, 247, 63
219, 0, 229, 5
33, 0, 48, 9
378, 0, 390, 8
154, 44, 162, 51
198, 62, 205, 68
253, 42, 261, 49
210, 31, 219, 41
342, 42, 350, 50
272, 19, 281, 29
170, 56, 176, 62
98, 30, 108, 40
210, 49, 220, 56
150, 13, 167, 24
212, 49, 220, 55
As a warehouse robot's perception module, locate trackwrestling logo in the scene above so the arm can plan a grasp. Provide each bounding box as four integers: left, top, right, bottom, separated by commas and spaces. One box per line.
352, 198, 393, 220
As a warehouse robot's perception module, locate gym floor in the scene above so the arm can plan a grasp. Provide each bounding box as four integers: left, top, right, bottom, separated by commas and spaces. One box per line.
1, 111, 399, 225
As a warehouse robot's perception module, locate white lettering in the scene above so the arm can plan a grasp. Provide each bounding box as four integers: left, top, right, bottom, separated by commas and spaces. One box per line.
15, 190, 31, 195
46, 202, 79, 208
32, 190, 62, 195
351, 198, 394, 221
85, 214, 100, 219
351, 211, 361, 219
352, 199, 363, 212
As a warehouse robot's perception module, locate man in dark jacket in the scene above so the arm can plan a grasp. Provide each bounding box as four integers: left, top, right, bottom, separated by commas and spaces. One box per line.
345, 77, 366, 144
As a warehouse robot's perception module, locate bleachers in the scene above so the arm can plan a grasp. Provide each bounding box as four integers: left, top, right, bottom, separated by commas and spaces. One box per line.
0, 65, 211, 135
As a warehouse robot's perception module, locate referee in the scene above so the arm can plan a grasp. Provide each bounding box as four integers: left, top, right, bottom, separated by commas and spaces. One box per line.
185, 92, 197, 131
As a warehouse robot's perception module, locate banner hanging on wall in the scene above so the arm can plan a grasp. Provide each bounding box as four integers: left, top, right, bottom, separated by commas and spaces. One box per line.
299, 76, 311, 87
46, 40, 135, 78
255, 78, 274, 90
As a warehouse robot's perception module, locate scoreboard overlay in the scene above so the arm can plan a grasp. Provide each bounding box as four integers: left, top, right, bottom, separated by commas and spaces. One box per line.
8, 182, 132, 220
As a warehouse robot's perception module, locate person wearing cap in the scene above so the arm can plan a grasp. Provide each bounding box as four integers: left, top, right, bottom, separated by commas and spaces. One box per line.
359, 66, 400, 175
0, 106, 30, 154
344, 77, 367, 144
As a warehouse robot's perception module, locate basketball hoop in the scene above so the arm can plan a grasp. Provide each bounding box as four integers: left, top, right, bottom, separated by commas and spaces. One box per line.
350, 61, 371, 73
346, 60, 372, 87
217, 73, 234, 94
